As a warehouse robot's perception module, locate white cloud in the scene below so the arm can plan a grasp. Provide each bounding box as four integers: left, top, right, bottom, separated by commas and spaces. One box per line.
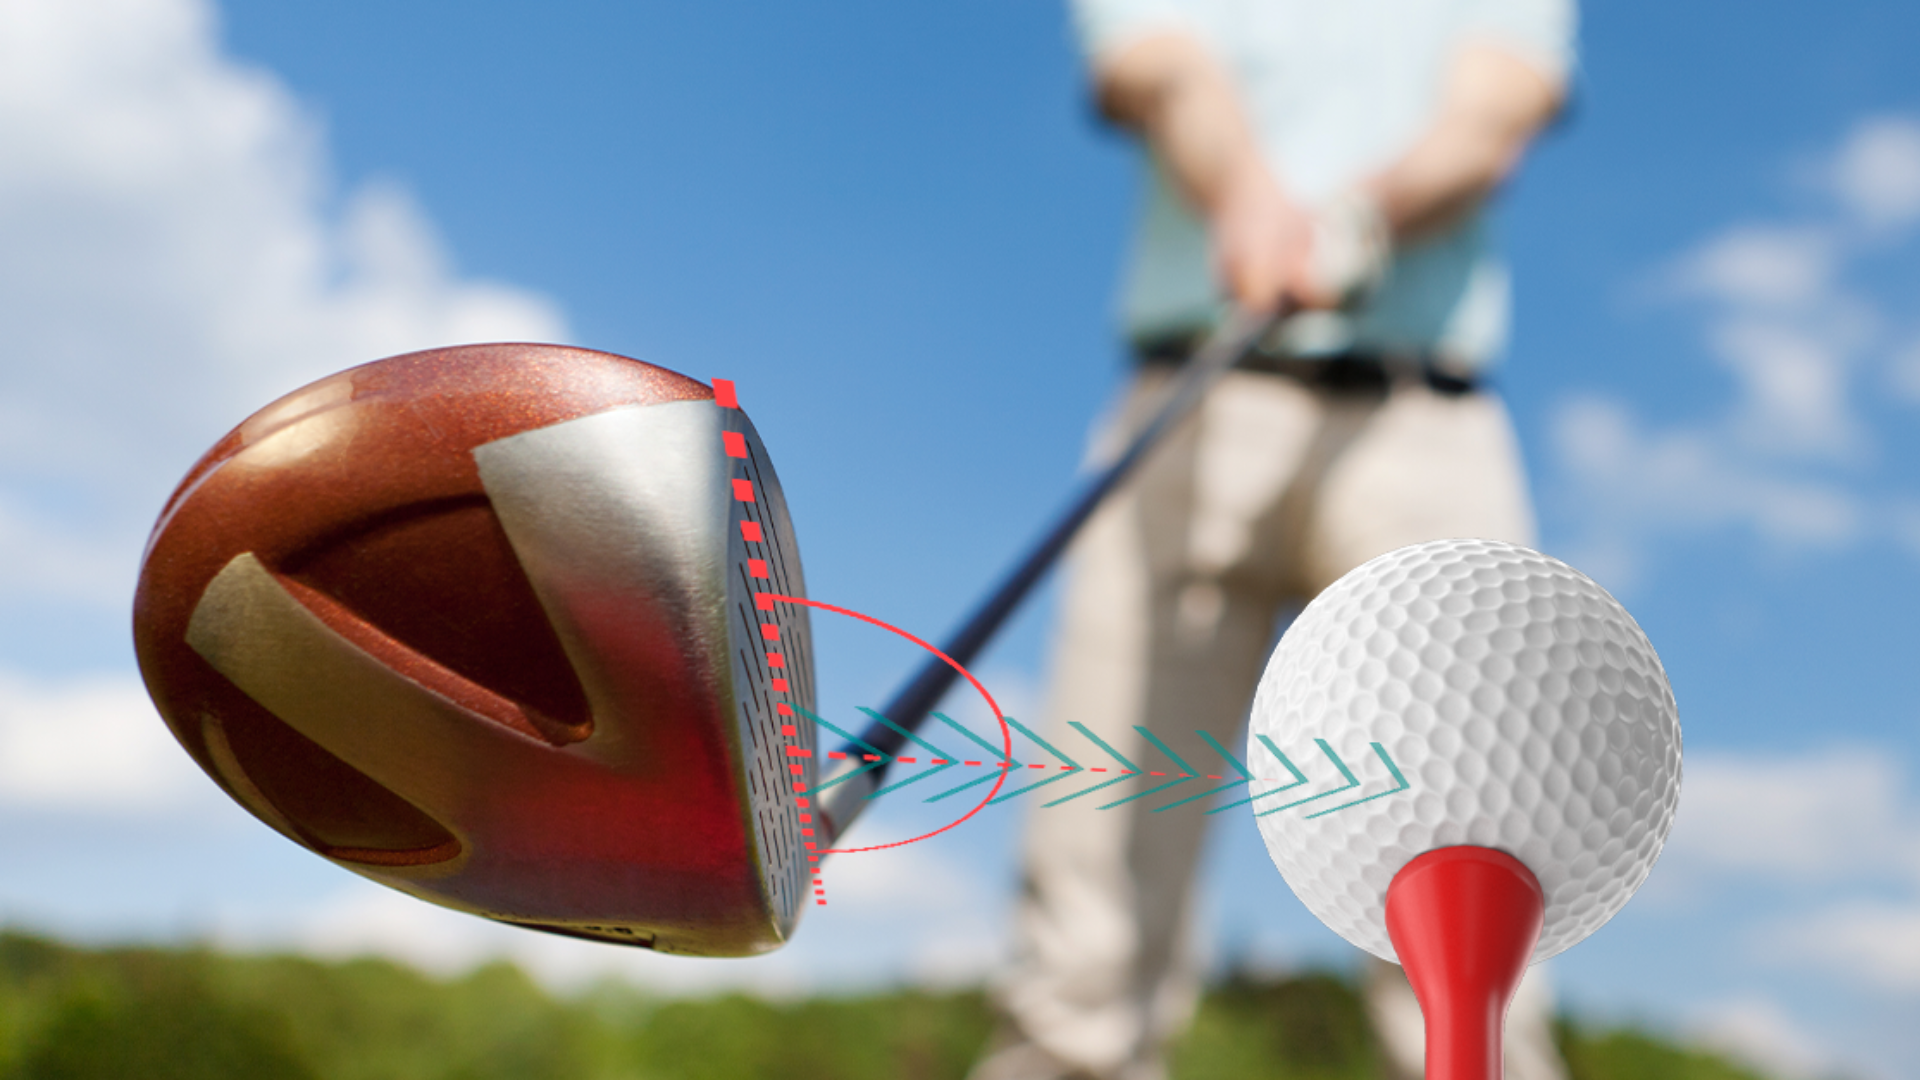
826, 844, 1009, 986
1890, 499, 1920, 562
0, 669, 219, 811
1661, 746, 1920, 884
1828, 116, 1920, 232
1551, 394, 1864, 571
1647, 745, 1920, 1000
1671, 226, 1837, 308
0, 501, 130, 608
1690, 996, 1841, 1080
1549, 116, 1920, 576
828, 842, 976, 908
1887, 336, 1920, 403
1708, 319, 1866, 460
1778, 902, 1920, 994
0, 0, 568, 611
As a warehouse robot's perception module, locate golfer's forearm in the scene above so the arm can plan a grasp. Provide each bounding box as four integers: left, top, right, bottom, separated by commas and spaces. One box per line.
1365, 41, 1565, 240
1093, 31, 1269, 218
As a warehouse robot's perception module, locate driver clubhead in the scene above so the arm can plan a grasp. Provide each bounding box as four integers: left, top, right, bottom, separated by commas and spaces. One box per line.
133, 343, 817, 956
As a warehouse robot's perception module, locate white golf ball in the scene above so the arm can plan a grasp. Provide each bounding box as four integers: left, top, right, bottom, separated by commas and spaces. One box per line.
1250, 538, 1681, 963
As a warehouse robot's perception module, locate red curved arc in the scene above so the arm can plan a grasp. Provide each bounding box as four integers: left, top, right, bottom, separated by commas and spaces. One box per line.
763, 594, 1013, 854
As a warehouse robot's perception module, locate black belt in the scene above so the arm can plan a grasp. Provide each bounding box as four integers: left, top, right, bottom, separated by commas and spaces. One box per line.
1138, 336, 1483, 397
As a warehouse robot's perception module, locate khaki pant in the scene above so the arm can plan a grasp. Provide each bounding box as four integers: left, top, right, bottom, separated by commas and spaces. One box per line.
969, 368, 1565, 1080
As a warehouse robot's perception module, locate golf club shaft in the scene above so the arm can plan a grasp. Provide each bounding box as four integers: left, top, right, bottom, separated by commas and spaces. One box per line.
816, 304, 1290, 842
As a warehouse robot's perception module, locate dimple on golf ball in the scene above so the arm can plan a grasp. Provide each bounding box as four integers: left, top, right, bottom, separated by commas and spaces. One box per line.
1250, 538, 1681, 963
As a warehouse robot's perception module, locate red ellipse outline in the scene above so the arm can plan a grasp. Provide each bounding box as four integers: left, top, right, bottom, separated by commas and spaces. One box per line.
763, 594, 1013, 854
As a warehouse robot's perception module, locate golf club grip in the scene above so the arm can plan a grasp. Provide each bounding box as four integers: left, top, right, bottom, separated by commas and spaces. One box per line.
817, 305, 1290, 842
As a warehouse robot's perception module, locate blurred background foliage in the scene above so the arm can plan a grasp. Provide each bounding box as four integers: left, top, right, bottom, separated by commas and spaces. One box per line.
0, 931, 1776, 1080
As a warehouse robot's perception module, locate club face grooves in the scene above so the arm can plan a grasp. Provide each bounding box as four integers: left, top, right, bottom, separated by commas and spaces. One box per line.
721, 412, 815, 934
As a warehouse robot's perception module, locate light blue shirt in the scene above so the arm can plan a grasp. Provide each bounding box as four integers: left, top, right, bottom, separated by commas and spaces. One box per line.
1071, 0, 1577, 369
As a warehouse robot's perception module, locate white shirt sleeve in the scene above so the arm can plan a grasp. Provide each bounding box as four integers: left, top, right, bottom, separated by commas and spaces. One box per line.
1067, 0, 1200, 61
1460, 0, 1578, 84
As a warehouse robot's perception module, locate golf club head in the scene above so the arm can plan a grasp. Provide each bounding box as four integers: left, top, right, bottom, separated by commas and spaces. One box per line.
133, 343, 817, 956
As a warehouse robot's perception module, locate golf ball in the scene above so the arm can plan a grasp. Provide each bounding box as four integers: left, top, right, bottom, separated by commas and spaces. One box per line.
1250, 538, 1681, 963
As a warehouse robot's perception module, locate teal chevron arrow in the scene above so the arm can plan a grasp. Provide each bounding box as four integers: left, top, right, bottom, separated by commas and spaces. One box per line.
923, 712, 1020, 803
1252, 739, 1359, 817
987, 716, 1084, 805
1041, 723, 1147, 807
854, 707, 960, 799
797, 706, 888, 795
1153, 730, 1254, 812
1096, 728, 1201, 809
1206, 735, 1311, 815
799, 706, 1411, 819
1303, 743, 1411, 818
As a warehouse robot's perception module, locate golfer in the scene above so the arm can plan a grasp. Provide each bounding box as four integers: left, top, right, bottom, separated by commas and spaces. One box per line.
969, 2, 1577, 1078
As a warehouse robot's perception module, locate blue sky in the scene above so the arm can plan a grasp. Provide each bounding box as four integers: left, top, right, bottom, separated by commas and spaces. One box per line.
2, 0, 1919, 1077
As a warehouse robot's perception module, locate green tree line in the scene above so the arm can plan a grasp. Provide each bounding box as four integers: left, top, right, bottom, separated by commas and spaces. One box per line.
0, 931, 1776, 1080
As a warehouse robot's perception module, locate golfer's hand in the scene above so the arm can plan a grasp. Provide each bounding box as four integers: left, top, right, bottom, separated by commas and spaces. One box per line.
1212, 162, 1361, 312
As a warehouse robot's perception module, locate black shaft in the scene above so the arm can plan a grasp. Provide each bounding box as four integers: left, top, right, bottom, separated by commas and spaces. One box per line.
845, 307, 1287, 767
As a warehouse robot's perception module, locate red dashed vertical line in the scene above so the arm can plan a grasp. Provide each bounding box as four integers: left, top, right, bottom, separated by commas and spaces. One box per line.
717, 378, 824, 908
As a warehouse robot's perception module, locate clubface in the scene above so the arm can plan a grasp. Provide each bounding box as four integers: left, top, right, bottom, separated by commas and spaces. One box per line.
133, 343, 817, 956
